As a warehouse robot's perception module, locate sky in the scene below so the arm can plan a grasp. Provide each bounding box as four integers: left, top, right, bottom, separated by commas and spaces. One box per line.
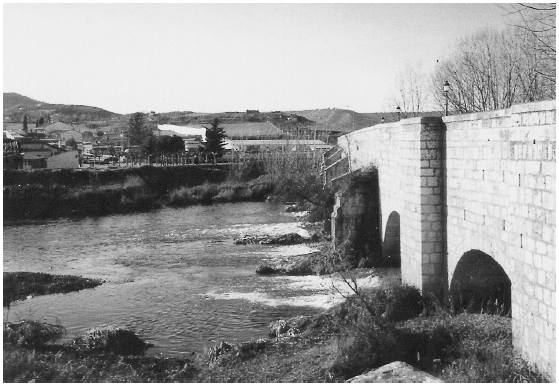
3, 3, 511, 114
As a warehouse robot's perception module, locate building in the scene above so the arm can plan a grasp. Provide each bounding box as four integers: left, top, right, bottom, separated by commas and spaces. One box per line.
218, 122, 284, 139
229, 139, 332, 153
3, 131, 23, 169
9, 136, 80, 170
44, 122, 74, 135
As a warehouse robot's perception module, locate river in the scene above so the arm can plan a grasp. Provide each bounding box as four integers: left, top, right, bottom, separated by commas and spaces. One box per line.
4, 202, 374, 356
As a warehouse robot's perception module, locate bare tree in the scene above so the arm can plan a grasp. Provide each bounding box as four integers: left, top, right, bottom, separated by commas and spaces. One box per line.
431, 27, 555, 114
504, 3, 555, 83
388, 61, 428, 118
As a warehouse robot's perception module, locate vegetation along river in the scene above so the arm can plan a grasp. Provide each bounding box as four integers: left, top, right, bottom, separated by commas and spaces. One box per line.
3, 202, 346, 356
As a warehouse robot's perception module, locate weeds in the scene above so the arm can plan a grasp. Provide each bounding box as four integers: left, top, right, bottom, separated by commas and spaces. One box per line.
3, 346, 197, 382
4, 319, 66, 348
324, 279, 549, 383
167, 181, 274, 207
400, 313, 548, 382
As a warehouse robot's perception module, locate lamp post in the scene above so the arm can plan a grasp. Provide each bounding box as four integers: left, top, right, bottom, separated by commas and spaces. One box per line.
396, 106, 401, 121
443, 81, 450, 116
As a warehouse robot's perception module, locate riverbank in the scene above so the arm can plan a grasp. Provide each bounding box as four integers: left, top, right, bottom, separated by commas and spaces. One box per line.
3, 174, 275, 221
4, 279, 547, 383
3, 261, 549, 382
3, 226, 548, 382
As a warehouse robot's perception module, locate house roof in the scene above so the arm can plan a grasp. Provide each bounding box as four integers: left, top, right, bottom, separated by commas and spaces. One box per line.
157, 124, 206, 139
44, 122, 74, 134
22, 151, 51, 159
230, 139, 329, 146
217, 122, 284, 138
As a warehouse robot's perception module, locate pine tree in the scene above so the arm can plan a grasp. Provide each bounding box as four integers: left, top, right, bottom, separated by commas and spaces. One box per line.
204, 118, 226, 164
128, 112, 149, 146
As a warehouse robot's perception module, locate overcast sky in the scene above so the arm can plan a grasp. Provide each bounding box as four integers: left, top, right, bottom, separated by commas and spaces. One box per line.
4, 3, 511, 114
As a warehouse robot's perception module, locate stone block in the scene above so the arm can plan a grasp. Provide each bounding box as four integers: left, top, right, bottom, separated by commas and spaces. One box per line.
347, 361, 443, 383
535, 285, 544, 301
536, 241, 547, 255
533, 254, 542, 268
422, 243, 434, 253
426, 177, 439, 187
544, 110, 556, 125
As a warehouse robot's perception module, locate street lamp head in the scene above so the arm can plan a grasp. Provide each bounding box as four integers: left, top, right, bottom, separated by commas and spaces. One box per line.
396, 106, 401, 112
443, 81, 450, 92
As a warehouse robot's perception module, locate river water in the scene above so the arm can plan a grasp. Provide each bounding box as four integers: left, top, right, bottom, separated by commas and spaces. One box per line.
4, 202, 377, 356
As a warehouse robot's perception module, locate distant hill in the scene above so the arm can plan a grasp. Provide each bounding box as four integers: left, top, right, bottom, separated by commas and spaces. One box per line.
286, 109, 391, 132
3, 93, 443, 138
3, 92, 44, 109
3, 93, 121, 124
288, 109, 444, 132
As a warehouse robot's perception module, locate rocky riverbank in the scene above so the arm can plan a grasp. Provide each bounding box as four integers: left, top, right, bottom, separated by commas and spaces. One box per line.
3, 239, 548, 383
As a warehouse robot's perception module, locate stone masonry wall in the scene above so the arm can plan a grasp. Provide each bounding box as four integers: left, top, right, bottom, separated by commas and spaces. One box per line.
327, 99, 555, 380
443, 100, 556, 379
336, 118, 437, 292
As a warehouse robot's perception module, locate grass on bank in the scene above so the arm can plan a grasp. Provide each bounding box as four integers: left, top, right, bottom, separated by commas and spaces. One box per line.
3, 272, 104, 308
3, 346, 197, 383
196, 283, 549, 383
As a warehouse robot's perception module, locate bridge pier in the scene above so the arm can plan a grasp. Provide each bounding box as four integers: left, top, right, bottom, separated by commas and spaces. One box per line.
417, 117, 447, 298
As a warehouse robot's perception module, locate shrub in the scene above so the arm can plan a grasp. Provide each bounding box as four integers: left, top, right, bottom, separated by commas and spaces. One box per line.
4, 319, 66, 348
339, 283, 424, 325
122, 175, 145, 189
329, 318, 399, 379
327, 283, 425, 379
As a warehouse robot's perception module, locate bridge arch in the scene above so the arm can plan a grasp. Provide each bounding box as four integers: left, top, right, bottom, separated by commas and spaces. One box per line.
382, 211, 401, 267
449, 249, 511, 314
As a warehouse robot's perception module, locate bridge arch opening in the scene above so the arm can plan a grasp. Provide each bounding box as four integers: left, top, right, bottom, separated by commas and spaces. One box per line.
382, 211, 401, 267
450, 250, 511, 315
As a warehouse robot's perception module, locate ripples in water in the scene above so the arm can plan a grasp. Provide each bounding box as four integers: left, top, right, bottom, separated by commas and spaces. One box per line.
4, 203, 341, 355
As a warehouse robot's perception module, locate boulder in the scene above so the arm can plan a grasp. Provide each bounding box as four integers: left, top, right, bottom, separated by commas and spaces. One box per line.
234, 233, 308, 246
346, 361, 443, 383
72, 327, 152, 355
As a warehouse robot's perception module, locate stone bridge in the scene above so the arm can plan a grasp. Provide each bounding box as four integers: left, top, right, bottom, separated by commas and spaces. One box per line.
323, 100, 556, 379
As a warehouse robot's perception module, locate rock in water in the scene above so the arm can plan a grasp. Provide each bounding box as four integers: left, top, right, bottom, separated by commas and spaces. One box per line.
256, 265, 285, 275
346, 361, 443, 383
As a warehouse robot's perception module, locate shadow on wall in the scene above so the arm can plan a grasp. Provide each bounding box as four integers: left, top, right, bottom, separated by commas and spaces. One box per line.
449, 249, 511, 315
382, 211, 401, 267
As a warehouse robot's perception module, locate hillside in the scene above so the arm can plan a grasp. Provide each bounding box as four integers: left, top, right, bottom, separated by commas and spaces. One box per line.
4, 93, 443, 139
3, 92, 44, 109
288, 109, 445, 132
3, 93, 121, 124
286, 109, 388, 132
